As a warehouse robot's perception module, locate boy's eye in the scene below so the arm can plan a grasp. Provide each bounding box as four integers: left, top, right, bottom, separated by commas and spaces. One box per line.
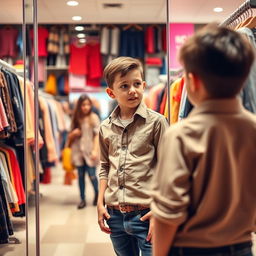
120, 84, 128, 89
134, 82, 141, 87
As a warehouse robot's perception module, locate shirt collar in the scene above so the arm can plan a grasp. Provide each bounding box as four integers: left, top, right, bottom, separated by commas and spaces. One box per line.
108, 102, 147, 124
189, 97, 244, 117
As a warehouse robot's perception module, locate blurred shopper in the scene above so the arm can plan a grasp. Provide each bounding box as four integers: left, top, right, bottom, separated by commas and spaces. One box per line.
68, 94, 100, 209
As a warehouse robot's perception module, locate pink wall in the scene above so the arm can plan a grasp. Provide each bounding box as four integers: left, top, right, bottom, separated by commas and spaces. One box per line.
169, 23, 195, 69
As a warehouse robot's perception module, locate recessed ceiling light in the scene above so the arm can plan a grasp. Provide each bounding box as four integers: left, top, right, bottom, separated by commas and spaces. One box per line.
77, 33, 86, 38
213, 7, 223, 13
75, 26, 84, 31
72, 16, 82, 21
67, 1, 79, 6
79, 39, 86, 44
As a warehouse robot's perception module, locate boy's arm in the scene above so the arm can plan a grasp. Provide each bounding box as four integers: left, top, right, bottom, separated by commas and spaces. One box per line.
153, 217, 178, 256
97, 126, 111, 233
97, 179, 111, 234
153, 116, 169, 154
151, 128, 191, 254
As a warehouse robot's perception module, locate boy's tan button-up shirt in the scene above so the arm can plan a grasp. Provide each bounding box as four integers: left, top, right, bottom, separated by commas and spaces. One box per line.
151, 98, 256, 247
99, 102, 169, 206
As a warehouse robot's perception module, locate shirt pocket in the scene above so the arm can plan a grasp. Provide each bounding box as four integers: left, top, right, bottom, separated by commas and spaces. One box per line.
131, 133, 150, 155
109, 135, 119, 156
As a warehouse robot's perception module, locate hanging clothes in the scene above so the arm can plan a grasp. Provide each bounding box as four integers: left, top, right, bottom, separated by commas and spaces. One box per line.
119, 29, 145, 59
0, 27, 18, 58
69, 42, 103, 88
164, 77, 185, 123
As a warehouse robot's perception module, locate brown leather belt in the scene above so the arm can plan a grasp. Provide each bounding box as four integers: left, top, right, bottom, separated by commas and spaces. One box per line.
108, 204, 149, 213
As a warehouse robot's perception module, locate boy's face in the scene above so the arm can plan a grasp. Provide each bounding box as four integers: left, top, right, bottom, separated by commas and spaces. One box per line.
106, 69, 146, 112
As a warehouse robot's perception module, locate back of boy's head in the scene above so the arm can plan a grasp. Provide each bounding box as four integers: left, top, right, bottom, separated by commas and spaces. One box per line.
103, 57, 144, 88
179, 23, 255, 98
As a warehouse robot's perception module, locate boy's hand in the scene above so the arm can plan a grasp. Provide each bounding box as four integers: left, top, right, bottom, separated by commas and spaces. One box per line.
140, 210, 153, 242
97, 204, 111, 234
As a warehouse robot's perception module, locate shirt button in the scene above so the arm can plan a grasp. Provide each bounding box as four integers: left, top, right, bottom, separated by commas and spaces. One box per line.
124, 128, 127, 133
119, 185, 124, 190
121, 145, 126, 150
119, 167, 123, 172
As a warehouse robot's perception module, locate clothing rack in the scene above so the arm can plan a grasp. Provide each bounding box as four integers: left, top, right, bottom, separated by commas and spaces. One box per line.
221, 0, 256, 27
0, 59, 17, 74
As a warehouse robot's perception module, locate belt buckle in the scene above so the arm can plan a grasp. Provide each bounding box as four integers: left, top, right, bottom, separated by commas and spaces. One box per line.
119, 204, 127, 213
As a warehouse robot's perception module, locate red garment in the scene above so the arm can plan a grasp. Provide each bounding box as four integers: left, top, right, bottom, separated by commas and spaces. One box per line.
162, 26, 167, 52
30, 27, 49, 57
69, 42, 102, 87
41, 167, 51, 184
0, 147, 26, 205
145, 26, 155, 54
0, 28, 18, 58
69, 44, 87, 75
145, 57, 162, 66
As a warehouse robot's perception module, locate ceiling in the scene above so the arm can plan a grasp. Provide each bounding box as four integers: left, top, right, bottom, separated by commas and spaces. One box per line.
0, 0, 247, 24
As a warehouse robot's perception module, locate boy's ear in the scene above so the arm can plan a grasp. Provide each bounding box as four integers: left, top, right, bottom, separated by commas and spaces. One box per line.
188, 73, 201, 92
106, 87, 116, 99
142, 81, 146, 90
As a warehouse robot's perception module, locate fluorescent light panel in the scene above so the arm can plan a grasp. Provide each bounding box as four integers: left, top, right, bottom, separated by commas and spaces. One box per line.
67, 1, 79, 6
213, 7, 223, 13
72, 16, 82, 21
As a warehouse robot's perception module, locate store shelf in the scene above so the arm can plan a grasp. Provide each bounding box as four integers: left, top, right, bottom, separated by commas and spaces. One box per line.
46, 66, 69, 70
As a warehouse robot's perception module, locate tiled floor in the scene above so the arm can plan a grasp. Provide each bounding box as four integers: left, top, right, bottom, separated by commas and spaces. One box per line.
0, 165, 255, 256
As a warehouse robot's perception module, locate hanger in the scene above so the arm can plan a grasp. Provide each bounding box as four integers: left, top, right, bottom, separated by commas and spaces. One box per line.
4, 25, 13, 30
123, 24, 143, 31
105, 24, 117, 29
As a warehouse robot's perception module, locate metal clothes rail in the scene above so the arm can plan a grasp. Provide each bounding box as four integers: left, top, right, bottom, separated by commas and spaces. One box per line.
0, 59, 17, 74
221, 0, 256, 27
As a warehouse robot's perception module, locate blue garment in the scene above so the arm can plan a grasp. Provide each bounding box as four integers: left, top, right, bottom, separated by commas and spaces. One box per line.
57, 74, 65, 95
237, 28, 256, 113
77, 164, 98, 201
2, 69, 24, 146
106, 208, 152, 256
119, 29, 145, 59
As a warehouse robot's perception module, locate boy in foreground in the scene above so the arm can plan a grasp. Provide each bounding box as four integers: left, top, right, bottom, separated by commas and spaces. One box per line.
97, 57, 168, 256
151, 24, 256, 256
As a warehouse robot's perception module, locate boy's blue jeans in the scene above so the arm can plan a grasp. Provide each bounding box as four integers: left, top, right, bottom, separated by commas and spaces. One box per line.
106, 207, 152, 256
77, 164, 98, 201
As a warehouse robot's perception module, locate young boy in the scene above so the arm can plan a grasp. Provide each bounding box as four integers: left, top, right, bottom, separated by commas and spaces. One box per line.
151, 24, 256, 256
97, 57, 169, 256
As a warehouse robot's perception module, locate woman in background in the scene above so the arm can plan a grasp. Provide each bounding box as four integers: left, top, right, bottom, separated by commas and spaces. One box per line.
68, 94, 100, 209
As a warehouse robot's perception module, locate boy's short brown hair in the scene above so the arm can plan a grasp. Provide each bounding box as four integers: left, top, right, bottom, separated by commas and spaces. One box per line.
103, 57, 144, 88
179, 23, 254, 98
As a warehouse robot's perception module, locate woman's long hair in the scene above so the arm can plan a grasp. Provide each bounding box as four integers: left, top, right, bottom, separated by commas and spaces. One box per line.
70, 94, 93, 130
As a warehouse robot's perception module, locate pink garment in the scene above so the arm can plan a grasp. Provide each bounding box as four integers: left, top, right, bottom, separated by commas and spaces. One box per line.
39, 97, 58, 163
0, 97, 9, 131
69, 73, 86, 90
31, 57, 46, 82
0, 27, 18, 58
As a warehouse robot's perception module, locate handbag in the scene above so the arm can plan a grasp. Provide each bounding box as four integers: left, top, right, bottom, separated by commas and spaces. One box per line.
62, 147, 75, 172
